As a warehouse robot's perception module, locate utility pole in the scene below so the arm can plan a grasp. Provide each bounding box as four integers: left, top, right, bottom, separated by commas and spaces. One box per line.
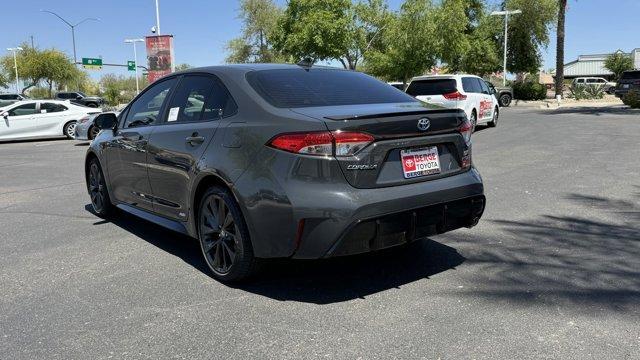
491, 9, 522, 86
125, 39, 145, 94
7, 47, 23, 93
30, 35, 35, 48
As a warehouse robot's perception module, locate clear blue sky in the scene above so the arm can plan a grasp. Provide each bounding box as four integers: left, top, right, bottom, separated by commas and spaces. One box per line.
1, 0, 637, 79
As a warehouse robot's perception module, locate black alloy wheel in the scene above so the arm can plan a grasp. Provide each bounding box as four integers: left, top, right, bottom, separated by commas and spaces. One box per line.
88, 159, 113, 216
199, 186, 255, 281
89, 125, 100, 140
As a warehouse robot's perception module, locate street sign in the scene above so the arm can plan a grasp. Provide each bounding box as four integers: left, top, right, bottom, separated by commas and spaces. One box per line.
127, 61, 136, 71
82, 57, 102, 70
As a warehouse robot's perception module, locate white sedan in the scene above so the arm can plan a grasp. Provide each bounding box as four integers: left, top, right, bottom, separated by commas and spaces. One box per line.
0, 100, 101, 141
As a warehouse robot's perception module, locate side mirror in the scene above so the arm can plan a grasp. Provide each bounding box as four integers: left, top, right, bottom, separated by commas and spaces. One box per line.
76, 95, 83, 100
2, 112, 8, 120
94, 113, 118, 131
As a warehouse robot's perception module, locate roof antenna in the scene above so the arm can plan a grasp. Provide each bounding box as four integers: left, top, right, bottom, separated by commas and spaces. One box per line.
296, 57, 314, 70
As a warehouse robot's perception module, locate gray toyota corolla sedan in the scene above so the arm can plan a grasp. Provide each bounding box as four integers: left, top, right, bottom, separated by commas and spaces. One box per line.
85, 64, 485, 281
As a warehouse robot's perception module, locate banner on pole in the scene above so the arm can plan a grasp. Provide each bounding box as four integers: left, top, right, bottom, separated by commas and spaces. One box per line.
145, 35, 174, 83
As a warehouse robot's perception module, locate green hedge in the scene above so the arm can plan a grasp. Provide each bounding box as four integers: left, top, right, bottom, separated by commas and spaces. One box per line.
513, 80, 547, 101
622, 90, 640, 109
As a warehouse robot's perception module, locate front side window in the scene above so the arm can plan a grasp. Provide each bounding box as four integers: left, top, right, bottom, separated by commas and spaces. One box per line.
247, 69, 416, 108
164, 75, 237, 123
41, 103, 68, 113
478, 80, 491, 94
123, 78, 177, 128
8, 103, 37, 116
586, 78, 598, 83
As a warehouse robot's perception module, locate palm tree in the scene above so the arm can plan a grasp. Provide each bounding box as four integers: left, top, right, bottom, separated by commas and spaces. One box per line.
555, 0, 567, 98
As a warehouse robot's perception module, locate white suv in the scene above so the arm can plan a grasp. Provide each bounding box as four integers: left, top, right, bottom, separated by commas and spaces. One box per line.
572, 77, 616, 94
406, 74, 499, 129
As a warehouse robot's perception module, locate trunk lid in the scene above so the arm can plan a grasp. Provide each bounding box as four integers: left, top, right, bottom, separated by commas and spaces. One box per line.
291, 102, 469, 189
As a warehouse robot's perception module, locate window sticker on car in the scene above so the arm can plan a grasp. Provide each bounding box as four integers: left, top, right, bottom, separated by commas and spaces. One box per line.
168, 107, 180, 122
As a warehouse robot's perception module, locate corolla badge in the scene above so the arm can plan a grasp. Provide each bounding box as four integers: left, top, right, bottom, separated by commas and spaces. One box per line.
417, 118, 431, 131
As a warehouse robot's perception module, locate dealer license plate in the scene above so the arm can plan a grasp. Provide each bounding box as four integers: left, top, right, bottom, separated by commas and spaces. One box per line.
400, 147, 441, 179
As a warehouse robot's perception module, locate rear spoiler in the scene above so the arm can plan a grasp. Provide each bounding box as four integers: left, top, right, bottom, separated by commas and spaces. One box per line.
324, 108, 465, 121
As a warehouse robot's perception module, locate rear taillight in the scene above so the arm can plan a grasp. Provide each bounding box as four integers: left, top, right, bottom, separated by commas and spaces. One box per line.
268, 131, 373, 157
79, 115, 90, 124
458, 119, 473, 169
443, 91, 467, 101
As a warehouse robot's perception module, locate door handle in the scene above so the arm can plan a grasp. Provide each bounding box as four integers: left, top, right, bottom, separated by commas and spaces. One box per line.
122, 133, 143, 141
186, 134, 205, 145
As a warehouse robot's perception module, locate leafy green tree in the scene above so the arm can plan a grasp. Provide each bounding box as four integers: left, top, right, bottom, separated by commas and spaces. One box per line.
434, 0, 470, 70
459, 13, 502, 76
604, 51, 634, 81
503, 0, 557, 74
175, 63, 192, 71
225, 0, 285, 63
0, 72, 7, 89
273, 0, 352, 64
364, 0, 438, 85
0, 43, 79, 95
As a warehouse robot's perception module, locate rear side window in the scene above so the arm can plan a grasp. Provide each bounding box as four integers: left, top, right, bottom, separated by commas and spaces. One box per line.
247, 69, 416, 108
406, 79, 457, 96
41, 103, 67, 113
462, 77, 481, 93
165, 75, 237, 123
478, 80, 490, 94
620, 71, 640, 80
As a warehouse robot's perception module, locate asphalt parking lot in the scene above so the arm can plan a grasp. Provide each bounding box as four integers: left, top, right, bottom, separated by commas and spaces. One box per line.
0, 106, 638, 359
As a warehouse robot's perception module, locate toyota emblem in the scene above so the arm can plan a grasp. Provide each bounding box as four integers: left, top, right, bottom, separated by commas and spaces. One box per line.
417, 118, 430, 131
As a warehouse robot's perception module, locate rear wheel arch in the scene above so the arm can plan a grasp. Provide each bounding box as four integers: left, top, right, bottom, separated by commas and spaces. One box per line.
191, 174, 248, 235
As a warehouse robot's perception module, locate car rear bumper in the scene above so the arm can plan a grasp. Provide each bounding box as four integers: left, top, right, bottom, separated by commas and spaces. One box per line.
289, 167, 484, 259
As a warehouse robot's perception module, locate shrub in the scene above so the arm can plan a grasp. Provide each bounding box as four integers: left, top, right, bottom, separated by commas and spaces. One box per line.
622, 90, 640, 109
513, 80, 547, 101
569, 84, 605, 100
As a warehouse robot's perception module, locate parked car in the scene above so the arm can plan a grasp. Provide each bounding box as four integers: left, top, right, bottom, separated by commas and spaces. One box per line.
0, 93, 29, 108
614, 70, 640, 99
75, 111, 120, 140
0, 100, 101, 141
55, 91, 105, 108
572, 77, 616, 94
85, 64, 485, 282
487, 83, 513, 107
406, 74, 499, 130
388, 82, 405, 91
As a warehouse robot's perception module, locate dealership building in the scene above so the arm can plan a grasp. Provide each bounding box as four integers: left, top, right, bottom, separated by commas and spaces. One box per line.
561, 48, 640, 79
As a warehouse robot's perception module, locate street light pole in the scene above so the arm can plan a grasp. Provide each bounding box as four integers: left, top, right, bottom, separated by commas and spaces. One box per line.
7, 47, 23, 93
125, 39, 145, 94
40, 10, 100, 67
491, 9, 522, 86
155, 0, 161, 35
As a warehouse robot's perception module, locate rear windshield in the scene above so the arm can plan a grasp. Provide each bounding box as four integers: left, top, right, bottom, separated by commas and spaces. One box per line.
620, 71, 640, 80
406, 79, 457, 96
246, 69, 417, 108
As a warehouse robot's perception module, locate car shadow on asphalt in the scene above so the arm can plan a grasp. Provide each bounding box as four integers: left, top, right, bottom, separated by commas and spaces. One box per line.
542, 105, 640, 116
85, 205, 465, 304
452, 192, 640, 311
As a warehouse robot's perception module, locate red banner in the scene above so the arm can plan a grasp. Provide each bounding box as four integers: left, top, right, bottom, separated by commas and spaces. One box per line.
145, 35, 174, 83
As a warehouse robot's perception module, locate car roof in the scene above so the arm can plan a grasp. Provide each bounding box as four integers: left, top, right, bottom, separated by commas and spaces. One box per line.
410, 74, 482, 82
172, 63, 348, 77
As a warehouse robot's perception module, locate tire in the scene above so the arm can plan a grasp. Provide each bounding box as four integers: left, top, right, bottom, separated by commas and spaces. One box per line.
87, 158, 114, 217
198, 186, 257, 282
86, 102, 98, 108
88, 125, 100, 140
488, 107, 498, 127
63, 121, 77, 139
469, 110, 478, 132
499, 93, 512, 107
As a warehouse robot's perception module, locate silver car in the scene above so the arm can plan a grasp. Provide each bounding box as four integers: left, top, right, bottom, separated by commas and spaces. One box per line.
75, 111, 120, 140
